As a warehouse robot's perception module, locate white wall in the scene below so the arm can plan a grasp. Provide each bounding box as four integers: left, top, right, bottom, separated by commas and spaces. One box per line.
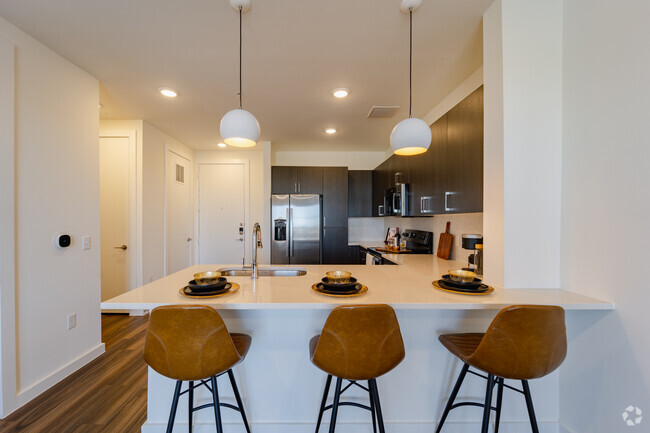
483, 0, 563, 289
559, 0, 650, 431
272, 149, 386, 170
0, 15, 102, 415
100, 120, 194, 284
195, 143, 271, 265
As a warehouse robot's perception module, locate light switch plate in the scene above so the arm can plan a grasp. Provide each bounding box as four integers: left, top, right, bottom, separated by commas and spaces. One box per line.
67, 313, 76, 330
82, 236, 91, 250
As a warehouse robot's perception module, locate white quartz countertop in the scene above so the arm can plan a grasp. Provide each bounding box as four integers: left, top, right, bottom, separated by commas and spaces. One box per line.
101, 255, 614, 311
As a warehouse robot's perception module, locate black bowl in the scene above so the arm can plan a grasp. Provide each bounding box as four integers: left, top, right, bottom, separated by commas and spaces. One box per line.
441, 275, 483, 289
316, 282, 361, 295
321, 277, 358, 292
188, 277, 228, 293
182, 283, 231, 297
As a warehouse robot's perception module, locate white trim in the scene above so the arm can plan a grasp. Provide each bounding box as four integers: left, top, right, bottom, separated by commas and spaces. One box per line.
99, 130, 141, 294
422, 66, 484, 126
15, 343, 104, 408
163, 146, 193, 276
142, 421, 559, 433
0, 35, 16, 417
195, 160, 250, 265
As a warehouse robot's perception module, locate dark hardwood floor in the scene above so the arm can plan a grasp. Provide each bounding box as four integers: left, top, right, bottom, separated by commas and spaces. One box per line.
0, 313, 149, 433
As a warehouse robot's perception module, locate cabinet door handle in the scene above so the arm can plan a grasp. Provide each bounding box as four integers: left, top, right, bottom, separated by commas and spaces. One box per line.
445, 192, 456, 212
294, 182, 297, 193
298, 182, 301, 193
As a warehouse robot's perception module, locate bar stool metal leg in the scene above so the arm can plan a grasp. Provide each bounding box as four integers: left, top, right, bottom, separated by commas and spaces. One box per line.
328, 377, 343, 433
188, 381, 194, 433
435, 363, 470, 433
368, 380, 377, 433
210, 376, 224, 433
522, 380, 540, 433
480, 374, 495, 433
315, 375, 333, 433
494, 377, 504, 433
369, 379, 386, 433
166, 380, 183, 433
227, 370, 251, 433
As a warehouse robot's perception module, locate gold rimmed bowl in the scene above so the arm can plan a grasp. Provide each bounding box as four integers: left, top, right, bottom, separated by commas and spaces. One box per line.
448, 269, 477, 283
326, 270, 352, 284
193, 271, 222, 286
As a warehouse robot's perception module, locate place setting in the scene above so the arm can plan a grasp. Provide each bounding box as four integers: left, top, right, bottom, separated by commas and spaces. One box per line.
312, 271, 368, 297
179, 271, 240, 299
432, 269, 494, 295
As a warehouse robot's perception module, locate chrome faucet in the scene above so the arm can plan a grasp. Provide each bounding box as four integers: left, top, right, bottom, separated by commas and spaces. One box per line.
252, 222, 263, 279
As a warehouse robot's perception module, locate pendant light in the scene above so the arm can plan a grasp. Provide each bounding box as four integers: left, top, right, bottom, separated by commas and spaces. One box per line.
390, 0, 431, 156
220, 0, 260, 148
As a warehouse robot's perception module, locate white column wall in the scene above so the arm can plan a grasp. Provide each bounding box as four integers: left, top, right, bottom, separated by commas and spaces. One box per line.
559, 0, 650, 431
483, 0, 563, 289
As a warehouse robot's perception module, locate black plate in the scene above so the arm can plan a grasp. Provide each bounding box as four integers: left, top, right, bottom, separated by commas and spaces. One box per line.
441, 275, 483, 289
437, 280, 489, 293
182, 283, 232, 296
316, 282, 361, 294
188, 277, 228, 292
320, 277, 358, 292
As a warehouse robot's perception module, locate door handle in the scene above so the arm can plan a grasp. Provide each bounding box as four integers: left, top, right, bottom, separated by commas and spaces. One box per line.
236, 238, 244, 241
445, 192, 456, 212
114, 245, 127, 250
187, 237, 192, 242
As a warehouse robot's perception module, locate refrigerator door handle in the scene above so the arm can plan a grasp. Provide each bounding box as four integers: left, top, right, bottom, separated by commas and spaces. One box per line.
286, 208, 290, 256
289, 207, 294, 257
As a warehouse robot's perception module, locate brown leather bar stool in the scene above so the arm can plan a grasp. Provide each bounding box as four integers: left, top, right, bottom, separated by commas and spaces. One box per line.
310, 304, 405, 433
143, 305, 252, 433
435, 305, 567, 433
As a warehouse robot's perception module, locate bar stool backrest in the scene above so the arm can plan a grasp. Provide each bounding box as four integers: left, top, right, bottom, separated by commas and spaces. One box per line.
144, 305, 242, 381
468, 305, 567, 380
312, 304, 405, 380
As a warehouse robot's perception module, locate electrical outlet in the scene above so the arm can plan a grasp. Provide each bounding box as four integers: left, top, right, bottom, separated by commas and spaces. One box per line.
82, 236, 91, 250
456, 236, 462, 247
67, 313, 76, 330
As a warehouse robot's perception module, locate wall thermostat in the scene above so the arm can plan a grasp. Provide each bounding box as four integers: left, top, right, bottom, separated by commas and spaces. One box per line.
53, 232, 72, 249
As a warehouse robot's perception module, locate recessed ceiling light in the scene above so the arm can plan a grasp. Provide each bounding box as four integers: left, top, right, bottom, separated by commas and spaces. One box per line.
325, 128, 337, 134
217, 142, 227, 148
159, 87, 178, 98
332, 88, 349, 98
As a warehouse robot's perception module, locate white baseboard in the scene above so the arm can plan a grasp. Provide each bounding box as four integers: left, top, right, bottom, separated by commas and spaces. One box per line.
142, 420, 559, 433
15, 343, 105, 408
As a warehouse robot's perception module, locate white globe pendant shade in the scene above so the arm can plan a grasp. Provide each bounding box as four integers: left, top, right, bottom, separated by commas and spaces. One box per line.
220, 109, 260, 147
390, 117, 431, 156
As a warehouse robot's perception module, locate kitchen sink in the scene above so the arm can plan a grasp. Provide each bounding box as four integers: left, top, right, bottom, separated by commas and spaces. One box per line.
217, 266, 307, 277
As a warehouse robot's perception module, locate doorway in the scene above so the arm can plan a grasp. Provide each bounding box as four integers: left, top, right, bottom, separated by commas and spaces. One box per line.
99, 132, 137, 302
197, 162, 248, 265
165, 149, 193, 275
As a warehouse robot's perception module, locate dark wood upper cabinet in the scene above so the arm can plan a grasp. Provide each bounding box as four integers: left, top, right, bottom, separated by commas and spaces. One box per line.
271, 166, 296, 194
445, 86, 483, 213
295, 166, 323, 194
348, 170, 372, 217
371, 85, 483, 215
271, 166, 323, 194
323, 167, 348, 227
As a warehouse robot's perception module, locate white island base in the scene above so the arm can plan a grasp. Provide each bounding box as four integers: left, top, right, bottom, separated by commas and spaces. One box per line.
101, 261, 613, 433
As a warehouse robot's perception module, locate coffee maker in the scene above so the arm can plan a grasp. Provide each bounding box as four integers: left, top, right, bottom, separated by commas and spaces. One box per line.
461, 234, 483, 275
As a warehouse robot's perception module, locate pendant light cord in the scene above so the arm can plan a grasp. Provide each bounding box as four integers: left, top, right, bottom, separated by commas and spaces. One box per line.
409, 9, 413, 118
239, 6, 243, 109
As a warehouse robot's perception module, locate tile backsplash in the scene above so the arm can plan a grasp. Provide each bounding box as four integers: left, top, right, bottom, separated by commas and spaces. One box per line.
348, 213, 483, 261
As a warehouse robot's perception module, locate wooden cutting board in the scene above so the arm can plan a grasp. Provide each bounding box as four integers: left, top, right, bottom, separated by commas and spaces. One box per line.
437, 221, 453, 259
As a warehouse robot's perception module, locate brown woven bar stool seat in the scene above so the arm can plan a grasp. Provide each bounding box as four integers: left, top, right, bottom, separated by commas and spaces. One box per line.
143, 305, 252, 433
310, 304, 405, 433
435, 305, 567, 433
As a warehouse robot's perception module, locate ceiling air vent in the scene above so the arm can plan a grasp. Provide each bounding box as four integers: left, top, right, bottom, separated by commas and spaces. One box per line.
367, 105, 400, 118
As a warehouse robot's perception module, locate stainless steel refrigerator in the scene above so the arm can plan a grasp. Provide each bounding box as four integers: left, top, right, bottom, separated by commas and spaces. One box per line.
271, 194, 321, 264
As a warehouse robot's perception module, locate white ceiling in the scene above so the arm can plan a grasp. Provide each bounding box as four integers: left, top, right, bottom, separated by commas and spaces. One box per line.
0, 0, 492, 151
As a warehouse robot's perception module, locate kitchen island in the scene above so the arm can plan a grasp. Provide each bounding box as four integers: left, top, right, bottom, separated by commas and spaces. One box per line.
102, 258, 612, 433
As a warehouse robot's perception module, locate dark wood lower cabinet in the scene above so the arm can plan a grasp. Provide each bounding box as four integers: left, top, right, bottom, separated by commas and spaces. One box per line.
322, 227, 348, 264
347, 245, 364, 265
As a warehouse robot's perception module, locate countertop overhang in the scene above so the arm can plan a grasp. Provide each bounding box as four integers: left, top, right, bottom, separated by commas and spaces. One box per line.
101, 255, 614, 311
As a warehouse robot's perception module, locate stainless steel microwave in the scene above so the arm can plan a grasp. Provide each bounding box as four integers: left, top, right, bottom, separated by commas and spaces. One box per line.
384, 183, 409, 216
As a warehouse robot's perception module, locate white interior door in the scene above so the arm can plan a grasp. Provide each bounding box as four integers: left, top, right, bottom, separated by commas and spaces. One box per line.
166, 150, 192, 275
100, 136, 131, 301
198, 163, 246, 265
